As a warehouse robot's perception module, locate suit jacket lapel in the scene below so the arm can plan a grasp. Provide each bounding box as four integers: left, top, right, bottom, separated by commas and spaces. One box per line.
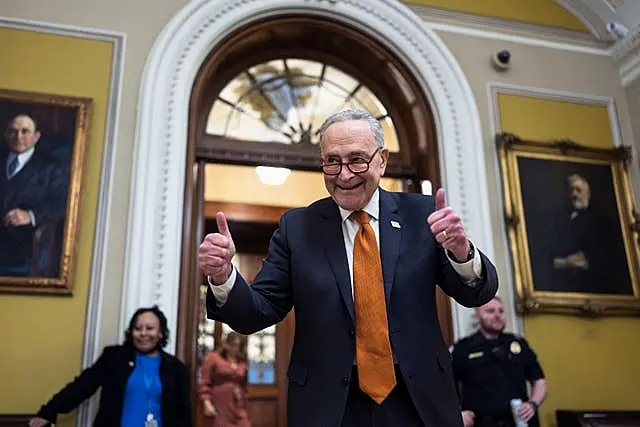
317, 200, 355, 325
0, 154, 12, 213
379, 189, 401, 305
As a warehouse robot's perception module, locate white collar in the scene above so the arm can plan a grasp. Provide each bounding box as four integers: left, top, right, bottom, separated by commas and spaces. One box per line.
8, 147, 35, 166
338, 188, 380, 223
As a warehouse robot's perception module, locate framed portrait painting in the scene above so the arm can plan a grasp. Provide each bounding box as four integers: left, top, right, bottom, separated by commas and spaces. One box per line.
0, 89, 92, 294
497, 132, 640, 316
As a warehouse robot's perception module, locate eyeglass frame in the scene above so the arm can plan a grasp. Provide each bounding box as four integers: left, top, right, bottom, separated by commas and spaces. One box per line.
321, 147, 382, 176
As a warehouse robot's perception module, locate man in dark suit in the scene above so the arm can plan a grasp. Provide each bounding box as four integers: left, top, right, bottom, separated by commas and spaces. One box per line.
539, 174, 631, 294
0, 114, 69, 276
198, 109, 499, 427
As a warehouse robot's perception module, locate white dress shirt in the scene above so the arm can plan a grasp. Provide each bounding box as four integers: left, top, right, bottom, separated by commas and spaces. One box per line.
6, 147, 35, 179
209, 189, 483, 305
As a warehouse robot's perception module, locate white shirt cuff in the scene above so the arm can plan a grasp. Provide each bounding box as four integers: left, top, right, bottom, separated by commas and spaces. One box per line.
207, 266, 237, 307
446, 241, 483, 285
28, 210, 36, 226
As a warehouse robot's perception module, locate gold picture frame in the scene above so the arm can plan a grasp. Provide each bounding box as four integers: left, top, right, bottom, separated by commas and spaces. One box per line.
0, 89, 92, 294
497, 132, 640, 316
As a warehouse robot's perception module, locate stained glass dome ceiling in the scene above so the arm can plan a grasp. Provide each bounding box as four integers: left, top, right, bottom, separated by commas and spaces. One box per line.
206, 58, 400, 152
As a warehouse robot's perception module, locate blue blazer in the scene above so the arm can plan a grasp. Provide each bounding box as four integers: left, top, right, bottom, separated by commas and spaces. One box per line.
207, 189, 498, 427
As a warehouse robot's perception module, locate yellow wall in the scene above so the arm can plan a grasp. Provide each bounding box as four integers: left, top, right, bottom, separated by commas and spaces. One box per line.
403, 0, 588, 31
498, 95, 613, 149
0, 28, 112, 426
497, 94, 640, 427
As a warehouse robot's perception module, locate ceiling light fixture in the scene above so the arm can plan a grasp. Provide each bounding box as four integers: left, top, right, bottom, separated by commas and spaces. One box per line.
255, 166, 291, 186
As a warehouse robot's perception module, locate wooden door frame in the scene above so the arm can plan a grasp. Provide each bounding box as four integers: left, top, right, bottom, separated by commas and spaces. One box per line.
204, 201, 287, 224
180, 199, 293, 427
189, 15, 440, 181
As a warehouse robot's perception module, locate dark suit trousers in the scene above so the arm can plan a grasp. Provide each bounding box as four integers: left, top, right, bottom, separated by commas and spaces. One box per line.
341, 365, 424, 427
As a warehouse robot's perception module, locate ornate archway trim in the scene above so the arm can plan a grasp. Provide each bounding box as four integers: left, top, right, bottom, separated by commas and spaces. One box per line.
125, 0, 496, 350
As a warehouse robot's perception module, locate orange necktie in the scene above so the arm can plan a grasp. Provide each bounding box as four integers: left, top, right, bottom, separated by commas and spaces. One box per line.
352, 210, 396, 403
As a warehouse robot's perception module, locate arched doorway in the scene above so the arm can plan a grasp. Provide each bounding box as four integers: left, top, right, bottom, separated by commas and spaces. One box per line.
178, 14, 451, 427
123, 0, 494, 403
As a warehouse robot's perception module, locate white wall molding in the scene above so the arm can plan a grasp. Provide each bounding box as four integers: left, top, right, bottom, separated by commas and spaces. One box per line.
619, 47, 640, 86
0, 16, 125, 42
556, 0, 614, 41
407, 3, 612, 56
613, 26, 640, 86
128, 0, 496, 347
409, 2, 640, 87
0, 17, 126, 427
487, 83, 628, 336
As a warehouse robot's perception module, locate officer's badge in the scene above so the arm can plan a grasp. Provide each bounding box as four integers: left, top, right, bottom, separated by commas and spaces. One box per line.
468, 351, 483, 359
510, 341, 521, 354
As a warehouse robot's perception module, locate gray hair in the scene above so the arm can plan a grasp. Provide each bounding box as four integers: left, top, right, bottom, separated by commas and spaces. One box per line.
318, 109, 385, 148
568, 173, 590, 191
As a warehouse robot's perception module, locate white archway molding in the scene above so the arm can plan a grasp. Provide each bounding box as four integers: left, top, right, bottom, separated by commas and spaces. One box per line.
125, 0, 496, 351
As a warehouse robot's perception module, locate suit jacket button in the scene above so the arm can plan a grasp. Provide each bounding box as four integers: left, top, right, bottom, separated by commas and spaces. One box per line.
349, 330, 355, 338
343, 377, 349, 386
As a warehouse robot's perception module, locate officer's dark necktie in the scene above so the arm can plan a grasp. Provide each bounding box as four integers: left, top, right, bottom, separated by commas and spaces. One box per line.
7, 156, 18, 179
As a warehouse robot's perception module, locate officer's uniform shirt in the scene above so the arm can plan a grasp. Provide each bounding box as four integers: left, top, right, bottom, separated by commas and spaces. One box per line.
451, 331, 544, 418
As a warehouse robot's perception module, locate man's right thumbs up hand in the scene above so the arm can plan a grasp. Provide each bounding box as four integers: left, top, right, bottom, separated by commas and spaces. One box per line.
199, 211, 236, 285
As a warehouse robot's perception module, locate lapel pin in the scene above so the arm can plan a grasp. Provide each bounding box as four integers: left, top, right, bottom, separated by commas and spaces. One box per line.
129, 361, 134, 367
390, 221, 401, 229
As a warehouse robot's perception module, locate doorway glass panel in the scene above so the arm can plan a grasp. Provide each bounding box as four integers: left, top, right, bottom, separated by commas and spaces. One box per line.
196, 254, 278, 385
206, 58, 400, 153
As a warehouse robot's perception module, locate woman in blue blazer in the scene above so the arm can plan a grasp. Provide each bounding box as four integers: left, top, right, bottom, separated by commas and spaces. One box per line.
28, 306, 192, 427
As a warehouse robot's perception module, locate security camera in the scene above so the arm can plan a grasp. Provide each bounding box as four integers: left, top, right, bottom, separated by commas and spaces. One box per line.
491, 50, 511, 71
606, 21, 630, 38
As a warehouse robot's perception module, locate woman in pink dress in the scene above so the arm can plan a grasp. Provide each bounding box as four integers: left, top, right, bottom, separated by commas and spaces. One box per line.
199, 332, 251, 427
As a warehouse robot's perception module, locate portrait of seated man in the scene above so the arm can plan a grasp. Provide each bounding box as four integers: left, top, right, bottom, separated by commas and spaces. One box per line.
0, 113, 69, 277
546, 173, 631, 294
524, 167, 632, 295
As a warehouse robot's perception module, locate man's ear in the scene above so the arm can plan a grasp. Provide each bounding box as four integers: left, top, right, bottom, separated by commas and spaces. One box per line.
379, 148, 389, 175
33, 131, 41, 144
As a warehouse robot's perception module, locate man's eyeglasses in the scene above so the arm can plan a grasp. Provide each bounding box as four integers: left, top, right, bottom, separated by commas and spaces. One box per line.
321, 148, 381, 176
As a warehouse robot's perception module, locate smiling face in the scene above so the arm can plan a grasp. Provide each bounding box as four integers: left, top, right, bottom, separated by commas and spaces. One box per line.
131, 311, 163, 355
320, 119, 388, 211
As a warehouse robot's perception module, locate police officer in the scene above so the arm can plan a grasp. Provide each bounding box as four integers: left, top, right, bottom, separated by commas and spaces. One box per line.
451, 297, 547, 427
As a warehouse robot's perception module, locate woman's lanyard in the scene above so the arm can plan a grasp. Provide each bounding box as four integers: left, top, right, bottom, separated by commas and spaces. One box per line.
141, 358, 159, 427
